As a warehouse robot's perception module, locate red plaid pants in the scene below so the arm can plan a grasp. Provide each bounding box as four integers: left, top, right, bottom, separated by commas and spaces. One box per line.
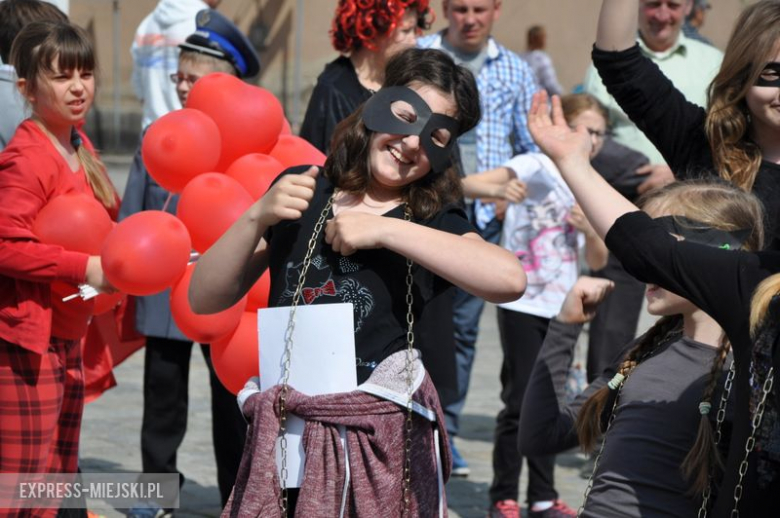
0, 337, 84, 517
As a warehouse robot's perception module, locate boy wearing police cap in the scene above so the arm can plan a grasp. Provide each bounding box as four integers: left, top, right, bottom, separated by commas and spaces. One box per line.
120, 9, 260, 518
173, 9, 260, 103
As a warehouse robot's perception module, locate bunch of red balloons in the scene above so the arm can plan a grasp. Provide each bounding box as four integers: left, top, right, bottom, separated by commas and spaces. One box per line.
42, 74, 326, 393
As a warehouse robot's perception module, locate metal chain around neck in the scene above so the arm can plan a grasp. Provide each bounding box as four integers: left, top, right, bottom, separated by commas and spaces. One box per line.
276, 194, 416, 517
698, 360, 736, 518
577, 374, 626, 517
729, 367, 774, 518
402, 204, 415, 517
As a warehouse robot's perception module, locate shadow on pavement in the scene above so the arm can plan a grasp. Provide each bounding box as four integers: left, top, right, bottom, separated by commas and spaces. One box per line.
446, 477, 491, 518
78, 457, 222, 518
458, 413, 496, 443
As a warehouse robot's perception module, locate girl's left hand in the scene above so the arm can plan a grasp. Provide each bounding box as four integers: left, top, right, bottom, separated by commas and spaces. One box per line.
567, 204, 596, 236
500, 179, 528, 203
528, 91, 592, 167
325, 212, 386, 256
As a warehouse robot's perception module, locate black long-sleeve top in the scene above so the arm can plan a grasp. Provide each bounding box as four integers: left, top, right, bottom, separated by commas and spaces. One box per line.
605, 211, 780, 517
593, 45, 780, 251
299, 56, 372, 154
519, 320, 611, 456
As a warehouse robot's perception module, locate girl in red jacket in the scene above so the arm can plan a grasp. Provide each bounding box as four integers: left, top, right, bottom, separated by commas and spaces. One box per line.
0, 19, 117, 504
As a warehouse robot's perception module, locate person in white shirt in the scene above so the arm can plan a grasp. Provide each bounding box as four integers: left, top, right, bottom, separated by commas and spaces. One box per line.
130, 0, 219, 130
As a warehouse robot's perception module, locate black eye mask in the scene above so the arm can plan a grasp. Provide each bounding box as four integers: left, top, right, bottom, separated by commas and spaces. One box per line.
362, 86, 460, 173
654, 215, 751, 250
755, 62, 780, 87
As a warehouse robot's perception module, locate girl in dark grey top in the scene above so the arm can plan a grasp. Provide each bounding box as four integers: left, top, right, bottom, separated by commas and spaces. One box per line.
525, 90, 780, 517
518, 176, 757, 517
520, 283, 734, 517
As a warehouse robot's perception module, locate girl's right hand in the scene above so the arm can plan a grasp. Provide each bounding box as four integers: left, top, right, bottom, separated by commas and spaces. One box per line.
557, 276, 614, 324
567, 204, 596, 236
258, 166, 319, 226
85, 256, 117, 294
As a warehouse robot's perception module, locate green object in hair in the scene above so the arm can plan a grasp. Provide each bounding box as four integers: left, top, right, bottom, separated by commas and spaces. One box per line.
698, 401, 712, 415
607, 372, 625, 391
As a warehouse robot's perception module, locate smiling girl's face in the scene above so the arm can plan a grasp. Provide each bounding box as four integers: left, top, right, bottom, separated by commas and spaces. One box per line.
367, 82, 456, 197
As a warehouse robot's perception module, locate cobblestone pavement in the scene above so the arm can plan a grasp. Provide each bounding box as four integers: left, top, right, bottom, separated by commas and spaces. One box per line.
78, 157, 651, 517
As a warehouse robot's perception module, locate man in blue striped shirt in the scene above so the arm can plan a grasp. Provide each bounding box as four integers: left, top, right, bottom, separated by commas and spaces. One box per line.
420, 3, 573, 518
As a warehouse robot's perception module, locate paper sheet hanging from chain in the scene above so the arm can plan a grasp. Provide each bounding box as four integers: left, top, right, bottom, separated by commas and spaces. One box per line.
258, 302, 356, 487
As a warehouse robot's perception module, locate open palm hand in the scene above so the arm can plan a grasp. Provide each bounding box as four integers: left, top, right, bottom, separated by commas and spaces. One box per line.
528, 91, 592, 167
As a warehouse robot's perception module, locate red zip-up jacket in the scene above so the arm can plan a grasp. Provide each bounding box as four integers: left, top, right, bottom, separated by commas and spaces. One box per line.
0, 120, 114, 353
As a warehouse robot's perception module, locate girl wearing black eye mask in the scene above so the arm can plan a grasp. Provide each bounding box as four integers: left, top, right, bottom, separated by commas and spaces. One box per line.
188, 48, 527, 516
594, 0, 780, 251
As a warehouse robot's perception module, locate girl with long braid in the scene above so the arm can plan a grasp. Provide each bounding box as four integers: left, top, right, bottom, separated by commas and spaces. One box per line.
526, 89, 780, 517
519, 179, 762, 517
0, 20, 118, 515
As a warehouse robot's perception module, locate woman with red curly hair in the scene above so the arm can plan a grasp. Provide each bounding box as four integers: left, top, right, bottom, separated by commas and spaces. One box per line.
300, 0, 433, 153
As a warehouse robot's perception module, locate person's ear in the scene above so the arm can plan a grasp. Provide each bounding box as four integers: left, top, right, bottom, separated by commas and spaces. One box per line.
493, 0, 503, 21
17, 78, 34, 103
684, 0, 694, 17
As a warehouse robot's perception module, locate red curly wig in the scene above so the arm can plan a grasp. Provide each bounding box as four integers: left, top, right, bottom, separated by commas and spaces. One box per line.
330, 0, 434, 53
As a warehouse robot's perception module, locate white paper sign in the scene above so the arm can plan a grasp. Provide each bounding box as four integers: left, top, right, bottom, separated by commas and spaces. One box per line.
258, 303, 357, 487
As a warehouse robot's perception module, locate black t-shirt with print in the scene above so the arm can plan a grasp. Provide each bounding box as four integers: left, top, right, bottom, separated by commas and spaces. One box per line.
266, 167, 475, 383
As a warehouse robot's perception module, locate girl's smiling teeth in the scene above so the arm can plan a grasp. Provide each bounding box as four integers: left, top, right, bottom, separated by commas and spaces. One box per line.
388, 145, 412, 165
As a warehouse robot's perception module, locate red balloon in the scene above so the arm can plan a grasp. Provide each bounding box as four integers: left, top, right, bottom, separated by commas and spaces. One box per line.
224, 154, 285, 200
246, 270, 271, 311
186, 73, 284, 171
92, 292, 124, 315
176, 173, 254, 253
280, 118, 292, 135
170, 263, 246, 344
269, 134, 326, 169
101, 211, 191, 296
211, 312, 260, 394
33, 193, 113, 254
142, 108, 221, 193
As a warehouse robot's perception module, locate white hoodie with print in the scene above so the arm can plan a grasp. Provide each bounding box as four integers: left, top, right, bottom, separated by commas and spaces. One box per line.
131, 0, 209, 129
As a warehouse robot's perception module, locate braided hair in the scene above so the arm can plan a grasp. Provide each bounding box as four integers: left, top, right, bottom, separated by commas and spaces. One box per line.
577, 180, 764, 495
577, 315, 683, 451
